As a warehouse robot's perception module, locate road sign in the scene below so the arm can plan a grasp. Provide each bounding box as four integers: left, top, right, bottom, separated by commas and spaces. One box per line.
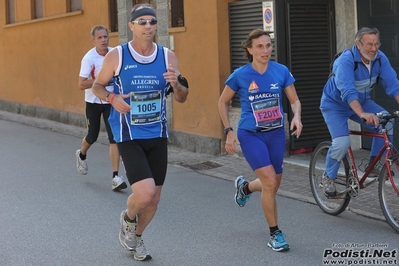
263, 1, 275, 39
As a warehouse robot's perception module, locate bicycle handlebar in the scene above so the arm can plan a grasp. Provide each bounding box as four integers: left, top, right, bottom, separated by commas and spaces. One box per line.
375, 111, 399, 127
375, 111, 399, 118
360, 111, 399, 127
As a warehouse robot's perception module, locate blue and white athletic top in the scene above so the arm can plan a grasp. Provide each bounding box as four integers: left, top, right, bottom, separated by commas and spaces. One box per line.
108, 42, 169, 142
225, 61, 295, 131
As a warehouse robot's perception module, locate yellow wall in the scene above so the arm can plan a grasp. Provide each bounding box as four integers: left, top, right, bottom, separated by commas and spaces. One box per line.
0, 0, 118, 115
169, 0, 237, 138
0, 0, 237, 149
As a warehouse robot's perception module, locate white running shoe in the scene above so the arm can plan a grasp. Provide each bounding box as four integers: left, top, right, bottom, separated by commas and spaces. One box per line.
132, 238, 152, 261
112, 176, 127, 191
119, 210, 136, 251
75, 149, 88, 175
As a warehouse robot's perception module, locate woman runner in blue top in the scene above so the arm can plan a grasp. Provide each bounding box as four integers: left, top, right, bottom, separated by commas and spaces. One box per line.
218, 29, 302, 252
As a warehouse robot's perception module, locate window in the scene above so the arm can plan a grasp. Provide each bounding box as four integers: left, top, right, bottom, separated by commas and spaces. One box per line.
170, 0, 184, 27
6, 0, 15, 23
6, 0, 82, 24
109, 0, 118, 32
35, 0, 43, 19
70, 0, 81, 11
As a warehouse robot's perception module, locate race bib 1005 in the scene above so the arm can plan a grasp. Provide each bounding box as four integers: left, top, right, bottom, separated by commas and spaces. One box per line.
130, 90, 161, 125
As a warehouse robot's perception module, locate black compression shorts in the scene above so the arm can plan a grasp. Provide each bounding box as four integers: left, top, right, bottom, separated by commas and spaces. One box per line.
84, 102, 115, 144
117, 138, 168, 186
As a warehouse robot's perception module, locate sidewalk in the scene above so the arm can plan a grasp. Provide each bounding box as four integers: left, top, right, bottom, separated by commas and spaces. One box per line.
169, 144, 386, 222
0, 110, 386, 222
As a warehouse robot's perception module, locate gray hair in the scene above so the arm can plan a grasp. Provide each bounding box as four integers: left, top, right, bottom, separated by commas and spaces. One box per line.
355, 27, 380, 42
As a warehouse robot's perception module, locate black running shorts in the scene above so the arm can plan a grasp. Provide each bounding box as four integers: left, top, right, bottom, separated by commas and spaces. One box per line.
117, 138, 168, 186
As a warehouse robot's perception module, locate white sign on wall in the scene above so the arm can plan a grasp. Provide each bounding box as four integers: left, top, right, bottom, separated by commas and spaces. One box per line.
262, 1, 275, 39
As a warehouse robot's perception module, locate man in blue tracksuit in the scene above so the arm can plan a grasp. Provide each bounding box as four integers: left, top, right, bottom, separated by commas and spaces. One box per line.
320, 27, 399, 196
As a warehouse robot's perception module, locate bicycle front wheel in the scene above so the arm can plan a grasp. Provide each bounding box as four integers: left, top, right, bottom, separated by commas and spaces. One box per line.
309, 141, 351, 215
378, 160, 399, 233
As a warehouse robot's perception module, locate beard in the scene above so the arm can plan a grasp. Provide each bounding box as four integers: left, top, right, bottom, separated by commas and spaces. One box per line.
360, 49, 377, 62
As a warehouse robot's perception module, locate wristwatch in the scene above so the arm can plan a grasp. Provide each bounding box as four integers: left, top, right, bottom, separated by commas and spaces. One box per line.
224, 127, 233, 135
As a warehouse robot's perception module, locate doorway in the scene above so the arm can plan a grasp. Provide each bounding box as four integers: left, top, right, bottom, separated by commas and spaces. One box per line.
357, 0, 399, 149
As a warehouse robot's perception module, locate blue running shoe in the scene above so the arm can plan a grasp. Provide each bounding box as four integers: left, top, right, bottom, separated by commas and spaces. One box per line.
267, 230, 290, 252
234, 176, 251, 207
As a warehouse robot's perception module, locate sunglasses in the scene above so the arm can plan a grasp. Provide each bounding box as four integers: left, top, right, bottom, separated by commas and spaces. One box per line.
131, 19, 158, 26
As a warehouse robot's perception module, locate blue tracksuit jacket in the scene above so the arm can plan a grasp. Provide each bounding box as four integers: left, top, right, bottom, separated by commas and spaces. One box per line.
320, 45, 399, 111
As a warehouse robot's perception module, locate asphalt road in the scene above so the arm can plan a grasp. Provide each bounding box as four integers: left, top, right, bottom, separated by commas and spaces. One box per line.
1, 119, 398, 266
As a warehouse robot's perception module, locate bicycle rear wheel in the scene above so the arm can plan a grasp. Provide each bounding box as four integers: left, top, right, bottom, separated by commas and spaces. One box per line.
378, 160, 399, 233
309, 141, 351, 215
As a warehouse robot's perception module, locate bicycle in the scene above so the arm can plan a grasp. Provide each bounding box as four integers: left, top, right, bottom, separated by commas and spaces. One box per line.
309, 111, 399, 233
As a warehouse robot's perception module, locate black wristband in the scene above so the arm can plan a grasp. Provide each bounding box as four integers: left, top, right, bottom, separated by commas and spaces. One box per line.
224, 127, 233, 135
178, 75, 189, 88
166, 75, 189, 97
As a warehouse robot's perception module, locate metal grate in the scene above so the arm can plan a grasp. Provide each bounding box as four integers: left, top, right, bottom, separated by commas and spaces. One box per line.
228, 1, 276, 107
181, 161, 223, 171
285, 1, 335, 149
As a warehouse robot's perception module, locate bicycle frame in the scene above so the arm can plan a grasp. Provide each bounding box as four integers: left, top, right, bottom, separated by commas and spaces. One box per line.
348, 129, 399, 194
309, 111, 399, 232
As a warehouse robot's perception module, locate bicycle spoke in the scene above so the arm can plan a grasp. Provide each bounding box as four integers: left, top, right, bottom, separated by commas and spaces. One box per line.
309, 141, 351, 215
379, 163, 399, 233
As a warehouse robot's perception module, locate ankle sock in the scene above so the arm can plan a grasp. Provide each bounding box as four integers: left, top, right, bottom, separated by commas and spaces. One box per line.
243, 183, 251, 195
113, 171, 118, 178
269, 226, 279, 235
124, 212, 136, 224
79, 152, 86, 160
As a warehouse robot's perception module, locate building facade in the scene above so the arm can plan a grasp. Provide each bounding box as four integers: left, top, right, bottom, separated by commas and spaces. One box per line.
1, 0, 398, 155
